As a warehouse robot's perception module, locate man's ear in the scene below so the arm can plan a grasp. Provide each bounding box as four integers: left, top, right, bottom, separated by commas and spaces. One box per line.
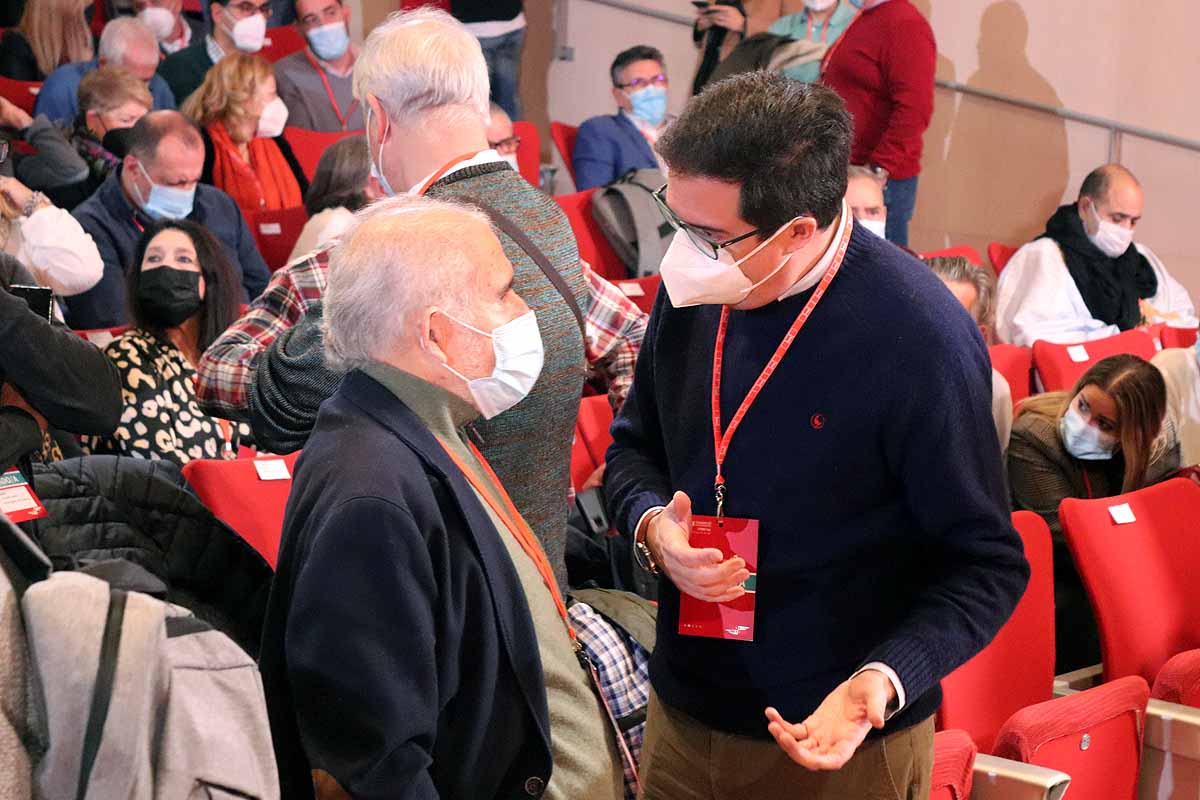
778, 217, 820, 255
422, 308, 452, 364
366, 94, 388, 142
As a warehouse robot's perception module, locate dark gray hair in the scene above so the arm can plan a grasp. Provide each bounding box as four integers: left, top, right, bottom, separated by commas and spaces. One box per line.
127, 110, 203, 165
656, 72, 851, 231
1078, 163, 1139, 204
925, 255, 997, 336
610, 45, 664, 87
305, 135, 369, 217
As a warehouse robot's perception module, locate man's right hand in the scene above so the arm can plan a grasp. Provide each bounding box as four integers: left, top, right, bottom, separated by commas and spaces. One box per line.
647, 491, 748, 602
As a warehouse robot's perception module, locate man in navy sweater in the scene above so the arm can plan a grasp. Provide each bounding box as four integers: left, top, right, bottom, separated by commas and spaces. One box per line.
604, 72, 1027, 798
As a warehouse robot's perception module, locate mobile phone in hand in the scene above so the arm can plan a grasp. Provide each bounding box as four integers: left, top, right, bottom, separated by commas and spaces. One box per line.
9, 285, 52, 322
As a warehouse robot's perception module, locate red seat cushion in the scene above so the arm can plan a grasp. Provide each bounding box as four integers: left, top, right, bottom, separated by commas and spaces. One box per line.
939, 512, 1054, 754
281, 126, 363, 182
0, 76, 40, 115
931, 729, 977, 800
249, 206, 309, 272
258, 26, 306, 63
553, 189, 625, 281
511, 120, 541, 187
1060, 478, 1200, 685
1161, 326, 1199, 349
988, 344, 1032, 409
988, 241, 1019, 274
613, 275, 660, 315
993, 675, 1149, 800
1151, 648, 1200, 708
182, 451, 301, 568
1032, 328, 1158, 393
550, 122, 579, 183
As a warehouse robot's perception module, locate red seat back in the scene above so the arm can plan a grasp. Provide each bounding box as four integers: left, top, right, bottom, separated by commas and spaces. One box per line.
250, 206, 309, 272
258, 26, 306, 63
993, 675, 1149, 800
553, 189, 626, 281
930, 730, 977, 800
182, 451, 302, 568
281, 126, 363, 181
613, 275, 660, 315
570, 395, 616, 492
0, 76, 41, 115
1161, 326, 1199, 350
1060, 478, 1200, 685
988, 241, 1019, 274
939, 512, 1054, 753
1151, 648, 1200, 707
921, 245, 984, 267
512, 120, 541, 187
74, 326, 129, 347
1032, 328, 1158, 393
550, 122, 579, 182
988, 344, 1033, 409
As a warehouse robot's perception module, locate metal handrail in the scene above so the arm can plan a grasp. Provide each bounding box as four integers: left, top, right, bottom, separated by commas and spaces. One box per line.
572, 0, 1200, 160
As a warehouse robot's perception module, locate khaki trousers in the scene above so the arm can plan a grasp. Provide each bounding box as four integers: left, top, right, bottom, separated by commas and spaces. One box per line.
639, 691, 934, 800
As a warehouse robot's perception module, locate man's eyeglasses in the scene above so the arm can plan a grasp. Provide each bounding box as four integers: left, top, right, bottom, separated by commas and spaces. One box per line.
0, 140, 10, 165
488, 135, 521, 155
227, 1, 273, 18
652, 183, 760, 260
617, 74, 668, 91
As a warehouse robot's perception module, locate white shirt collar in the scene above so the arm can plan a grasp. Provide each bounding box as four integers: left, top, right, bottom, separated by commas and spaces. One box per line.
778, 198, 851, 301
161, 22, 192, 55
405, 149, 507, 196
205, 34, 226, 64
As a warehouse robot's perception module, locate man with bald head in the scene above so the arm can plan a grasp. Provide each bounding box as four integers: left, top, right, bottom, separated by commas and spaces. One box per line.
997, 164, 1197, 346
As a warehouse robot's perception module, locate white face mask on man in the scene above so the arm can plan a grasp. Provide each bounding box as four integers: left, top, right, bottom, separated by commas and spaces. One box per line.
433, 309, 545, 419
223, 10, 267, 53
658, 219, 801, 307
1086, 199, 1134, 258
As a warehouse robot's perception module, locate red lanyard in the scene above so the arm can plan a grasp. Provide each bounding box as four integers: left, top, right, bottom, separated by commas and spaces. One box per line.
437, 437, 574, 640
304, 49, 359, 131
414, 151, 484, 196
819, 7, 863, 76
709, 216, 853, 518
1081, 468, 1094, 499
805, 11, 831, 43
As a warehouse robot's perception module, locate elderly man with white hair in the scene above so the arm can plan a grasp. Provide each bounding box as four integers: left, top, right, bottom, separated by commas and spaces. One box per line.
258, 196, 623, 800
197, 7, 647, 595
34, 17, 176, 124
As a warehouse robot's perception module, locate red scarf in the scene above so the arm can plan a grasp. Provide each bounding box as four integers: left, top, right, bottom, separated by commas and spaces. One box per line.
208, 121, 302, 215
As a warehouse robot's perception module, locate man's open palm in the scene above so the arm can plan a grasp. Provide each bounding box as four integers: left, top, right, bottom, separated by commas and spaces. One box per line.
764, 671, 893, 770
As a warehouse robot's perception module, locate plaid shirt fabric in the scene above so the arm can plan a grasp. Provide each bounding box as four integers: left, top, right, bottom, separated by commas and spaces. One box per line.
569, 601, 650, 800
195, 247, 647, 422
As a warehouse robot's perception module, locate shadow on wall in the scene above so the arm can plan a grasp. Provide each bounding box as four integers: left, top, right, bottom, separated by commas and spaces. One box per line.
909, 0, 957, 251
915, 0, 1069, 255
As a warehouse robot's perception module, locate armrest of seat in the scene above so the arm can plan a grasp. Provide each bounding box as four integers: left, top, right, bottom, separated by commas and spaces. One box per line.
1145, 699, 1200, 761
971, 754, 1071, 800
1052, 663, 1102, 696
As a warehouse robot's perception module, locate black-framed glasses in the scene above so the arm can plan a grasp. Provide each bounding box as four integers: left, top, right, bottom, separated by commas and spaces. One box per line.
228, 0, 273, 18
652, 183, 760, 260
617, 74, 668, 90
488, 134, 521, 155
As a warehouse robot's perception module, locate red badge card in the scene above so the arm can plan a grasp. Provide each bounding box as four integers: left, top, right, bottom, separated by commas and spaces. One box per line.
677, 515, 759, 641
0, 468, 48, 524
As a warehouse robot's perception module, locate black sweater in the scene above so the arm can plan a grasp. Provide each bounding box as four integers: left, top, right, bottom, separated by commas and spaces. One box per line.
605, 223, 1029, 737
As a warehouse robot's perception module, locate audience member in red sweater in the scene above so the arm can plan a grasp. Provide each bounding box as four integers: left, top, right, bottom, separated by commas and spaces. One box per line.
822, 0, 934, 247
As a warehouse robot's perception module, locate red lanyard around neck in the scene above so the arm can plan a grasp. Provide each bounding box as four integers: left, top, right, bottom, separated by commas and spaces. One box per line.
414, 151, 484, 196
709, 216, 853, 518
303, 48, 359, 131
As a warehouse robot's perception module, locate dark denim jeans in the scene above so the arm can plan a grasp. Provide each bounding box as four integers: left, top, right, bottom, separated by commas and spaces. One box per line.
478, 26, 525, 120
883, 174, 919, 247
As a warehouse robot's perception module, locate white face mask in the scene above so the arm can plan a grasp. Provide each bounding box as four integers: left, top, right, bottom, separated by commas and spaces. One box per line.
859, 217, 887, 239
138, 6, 176, 40
1059, 401, 1117, 461
436, 309, 545, 420
365, 104, 395, 197
805, 0, 838, 10
658, 220, 799, 307
223, 10, 267, 53
256, 96, 289, 139
1086, 200, 1134, 259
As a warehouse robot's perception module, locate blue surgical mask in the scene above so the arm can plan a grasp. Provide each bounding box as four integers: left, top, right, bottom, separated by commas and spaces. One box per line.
627, 85, 668, 128
365, 105, 395, 197
307, 21, 350, 61
133, 160, 195, 220
1059, 402, 1117, 461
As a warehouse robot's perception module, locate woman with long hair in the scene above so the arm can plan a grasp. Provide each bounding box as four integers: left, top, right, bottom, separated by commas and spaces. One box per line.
0, 0, 94, 81
287, 135, 378, 261
83, 219, 251, 464
1009, 353, 1179, 671
181, 52, 307, 217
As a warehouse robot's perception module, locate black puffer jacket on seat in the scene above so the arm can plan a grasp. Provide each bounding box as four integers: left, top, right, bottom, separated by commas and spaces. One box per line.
20, 455, 272, 656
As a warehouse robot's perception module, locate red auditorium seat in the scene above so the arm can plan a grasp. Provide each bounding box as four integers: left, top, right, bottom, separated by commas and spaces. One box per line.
988, 241, 1019, 274
1160, 325, 1199, 349
614, 275, 661, 315
182, 451, 302, 568
1032, 328, 1158, 393
940, 512, 1055, 754
988, 344, 1033, 409
992, 675, 1150, 800
1059, 478, 1200, 686
0, 76, 40, 115
282, 126, 363, 181
250, 206, 309, 272
570, 395, 615, 492
931, 730, 977, 800
550, 122, 579, 183
75, 326, 129, 347
511, 120, 541, 187
554, 189, 626, 281
922, 245, 984, 267
1151, 649, 1200, 707
258, 26, 306, 63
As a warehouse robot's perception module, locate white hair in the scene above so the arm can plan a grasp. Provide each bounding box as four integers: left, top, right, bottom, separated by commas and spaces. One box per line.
352, 7, 490, 127
323, 195, 496, 373
98, 17, 158, 64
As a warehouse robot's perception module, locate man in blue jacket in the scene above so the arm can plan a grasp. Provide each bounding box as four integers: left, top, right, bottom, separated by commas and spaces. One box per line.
67, 111, 269, 329
604, 72, 1028, 798
572, 45, 669, 191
